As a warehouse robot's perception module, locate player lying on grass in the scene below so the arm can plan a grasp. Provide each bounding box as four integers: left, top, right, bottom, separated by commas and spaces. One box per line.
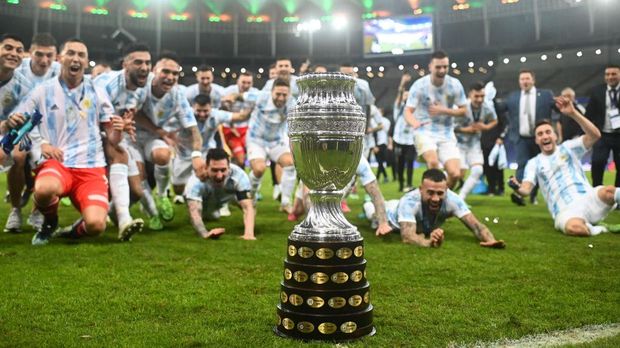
509, 96, 620, 236
364, 168, 505, 248
185, 148, 256, 240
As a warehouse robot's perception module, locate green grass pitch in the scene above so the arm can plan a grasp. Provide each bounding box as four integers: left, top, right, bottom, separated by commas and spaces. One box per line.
0, 169, 618, 347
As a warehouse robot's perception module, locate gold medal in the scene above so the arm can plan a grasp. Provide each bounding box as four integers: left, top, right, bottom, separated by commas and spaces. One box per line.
282, 318, 295, 330
354, 246, 363, 257
297, 321, 314, 333
306, 296, 325, 308
289, 294, 303, 306
363, 291, 370, 304
288, 245, 297, 257
298, 246, 314, 258
315, 248, 334, 260
348, 295, 362, 307
311, 272, 329, 284
318, 322, 337, 334
328, 297, 346, 309
340, 321, 357, 334
350, 270, 363, 282
280, 291, 288, 303
331, 272, 349, 284
336, 247, 352, 259
293, 271, 308, 283
284, 268, 292, 280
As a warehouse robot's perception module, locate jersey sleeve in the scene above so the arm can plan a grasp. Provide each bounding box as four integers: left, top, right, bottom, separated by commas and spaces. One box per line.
522, 157, 538, 185
175, 88, 198, 129
405, 81, 420, 109
447, 191, 471, 218
397, 194, 419, 224
357, 157, 377, 186
454, 79, 467, 106
94, 85, 114, 123
184, 174, 205, 202
563, 136, 589, 158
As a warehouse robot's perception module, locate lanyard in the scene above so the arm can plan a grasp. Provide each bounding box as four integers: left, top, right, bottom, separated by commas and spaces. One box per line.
472, 107, 481, 123
59, 78, 85, 111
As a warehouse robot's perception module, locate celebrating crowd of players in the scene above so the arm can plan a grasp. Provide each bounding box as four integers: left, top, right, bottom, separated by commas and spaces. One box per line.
0, 32, 618, 248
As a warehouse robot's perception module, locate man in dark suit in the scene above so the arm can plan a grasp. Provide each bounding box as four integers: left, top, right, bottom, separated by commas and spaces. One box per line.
585, 64, 620, 187
503, 69, 555, 205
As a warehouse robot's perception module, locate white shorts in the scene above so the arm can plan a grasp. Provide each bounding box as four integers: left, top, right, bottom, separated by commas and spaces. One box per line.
554, 186, 616, 233
247, 139, 290, 163
458, 145, 484, 169
125, 137, 169, 164
414, 133, 460, 164
171, 155, 193, 186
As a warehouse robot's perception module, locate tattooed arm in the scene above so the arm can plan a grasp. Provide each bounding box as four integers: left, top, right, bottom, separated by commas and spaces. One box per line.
238, 198, 256, 240
188, 125, 206, 178
399, 222, 432, 247
364, 180, 392, 236
460, 213, 505, 248
187, 199, 225, 239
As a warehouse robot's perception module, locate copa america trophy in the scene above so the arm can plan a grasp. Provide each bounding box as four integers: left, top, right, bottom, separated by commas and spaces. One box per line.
275, 73, 375, 341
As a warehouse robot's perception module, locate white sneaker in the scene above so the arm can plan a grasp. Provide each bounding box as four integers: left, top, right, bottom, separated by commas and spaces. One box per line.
4, 208, 22, 233
118, 218, 144, 241
27, 210, 44, 231
173, 195, 185, 205
219, 203, 231, 217
272, 184, 281, 201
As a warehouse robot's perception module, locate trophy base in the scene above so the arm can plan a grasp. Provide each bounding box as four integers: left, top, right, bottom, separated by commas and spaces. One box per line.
275, 238, 375, 342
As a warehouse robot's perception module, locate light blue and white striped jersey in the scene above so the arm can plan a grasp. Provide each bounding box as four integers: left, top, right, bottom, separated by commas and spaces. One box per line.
200, 109, 233, 151
386, 188, 470, 236
15, 77, 113, 168
0, 71, 32, 120
376, 116, 390, 146
93, 70, 148, 114
246, 91, 295, 146
354, 78, 375, 107
392, 101, 414, 145
261, 75, 299, 100
16, 58, 61, 87
357, 156, 376, 186
142, 78, 196, 134
405, 75, 467, 140
364, 113, 377, 151
185, 82, 225, 108
221, 85, 260, 128
454, 100, 497, 148
523, 137, 592, 219
184, 163, 251, 205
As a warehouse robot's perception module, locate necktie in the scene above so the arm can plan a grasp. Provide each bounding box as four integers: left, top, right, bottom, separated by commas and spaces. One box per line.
610, 88, 618, 107
524, 91, 534, 135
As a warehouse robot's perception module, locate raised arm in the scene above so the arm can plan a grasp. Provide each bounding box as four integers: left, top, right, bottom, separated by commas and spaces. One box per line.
554, 96, 601, 149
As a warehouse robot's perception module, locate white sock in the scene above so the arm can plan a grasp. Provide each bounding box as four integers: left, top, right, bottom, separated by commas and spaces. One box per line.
109, 164, 132, 226
140, 180, 158, 217
280, 166, 297, 206
459, 165, 484, 200
586, 223, 607, 236
249, 171, 262, 198
615, 188, 620, 205
154, 164, 169, 197
363, 201, 375, 220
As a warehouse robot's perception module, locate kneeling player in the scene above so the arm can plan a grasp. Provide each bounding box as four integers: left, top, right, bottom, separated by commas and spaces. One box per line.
185, 148, 256, 240
365, 168, 505, 248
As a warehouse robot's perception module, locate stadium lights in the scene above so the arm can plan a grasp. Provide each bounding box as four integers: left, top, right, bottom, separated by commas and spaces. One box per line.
556, 53, 563, 59
468, 68, 474, 74
208, 14, 232, 22
180, 72, 184, 77
225, 67, 230, 73
366, 66, 372, 72
247, 15, 270, 23
7, 0, 19, 4
40, 1, 68, 11
576, 51, 583, 57
367, 72, 374, 78
191, 66, 197, 72
453, 69, 461, 75
89, 61, 96, 67
332, 14, 348, 30
170, 13, 189, 21
128, 10, 148, 18
378, 72, 384, 78
297, 19, 321, 32
398, 64, 404, 71
232, 73, 237, 79
468, 61, 474, 68
283, 16, 300, 23
487, 60, 494, 67
478, 67, 487, 74
179, 66, 183, 71
595, 48, 602, 55
617, 48, 620, 54
503, 58, 510, 64
413, 64, 419, 69
520, 56, 526, 63
240, 68, 246, 73
379, 66, 385, 72
258, 67, 264, 74
451, 62, 457, 68
256, 74, 262, 79
541, 54, 547, 61
353, 67, 359, 73
85, 6, 109, 15
391, 48, 404, 55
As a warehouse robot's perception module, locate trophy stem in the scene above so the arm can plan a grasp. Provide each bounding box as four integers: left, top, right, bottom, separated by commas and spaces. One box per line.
290, 191, 361, 243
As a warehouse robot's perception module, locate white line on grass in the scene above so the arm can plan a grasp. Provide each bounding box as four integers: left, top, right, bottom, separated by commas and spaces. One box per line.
469, 323, 620, 347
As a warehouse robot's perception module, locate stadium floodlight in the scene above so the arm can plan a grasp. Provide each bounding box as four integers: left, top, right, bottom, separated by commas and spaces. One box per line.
451, 62, 457, 68
398, 64, 404, 70
332, 14, 348, 30
366, 66, 372, 72
541, 54, 547, 61
353, 67, 359, 73
468, 61, 474, 68
556, 53, 563, 59
379, 66, 385, 72
503, 58, 509, 64
617, 48, 620, 54
391, 48, 404, 55
225, 67, 231, 73
413, 64, 419, 69
258, 67, 264, 73
576, 51, 583, 57
520, 56, 526, 63
297, 19, 321, 32
89, 61, 96, 67
192, 66, 197, 72
179, 66, 183, 71
241, 68, 246, 73
595, 48, 602, 55
487, 60, 494, 67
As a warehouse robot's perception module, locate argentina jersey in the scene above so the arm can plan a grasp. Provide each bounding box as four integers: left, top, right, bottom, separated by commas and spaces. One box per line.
262, 75, 299, 100
387, 189, 470, 236
16, 58, 61, 87
247, 91, 294, 146
93, 70, 148, 114
143, 79, 196, 133
0, 70, 32, 120
356, 156, 377, 186
15, 77, 112, 168
454, 100, 497, 148
200, 109, 233, 151
222, 85, 259, 128
354, 78, 375, 107
523, 137, 592, 219
406, 75, 467, 140
184, 163, 251, 205
185, 83, 224, 108
392, 101, 414, 145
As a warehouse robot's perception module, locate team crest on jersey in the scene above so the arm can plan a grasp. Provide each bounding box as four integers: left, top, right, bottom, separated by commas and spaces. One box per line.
81, 98, 92, 110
